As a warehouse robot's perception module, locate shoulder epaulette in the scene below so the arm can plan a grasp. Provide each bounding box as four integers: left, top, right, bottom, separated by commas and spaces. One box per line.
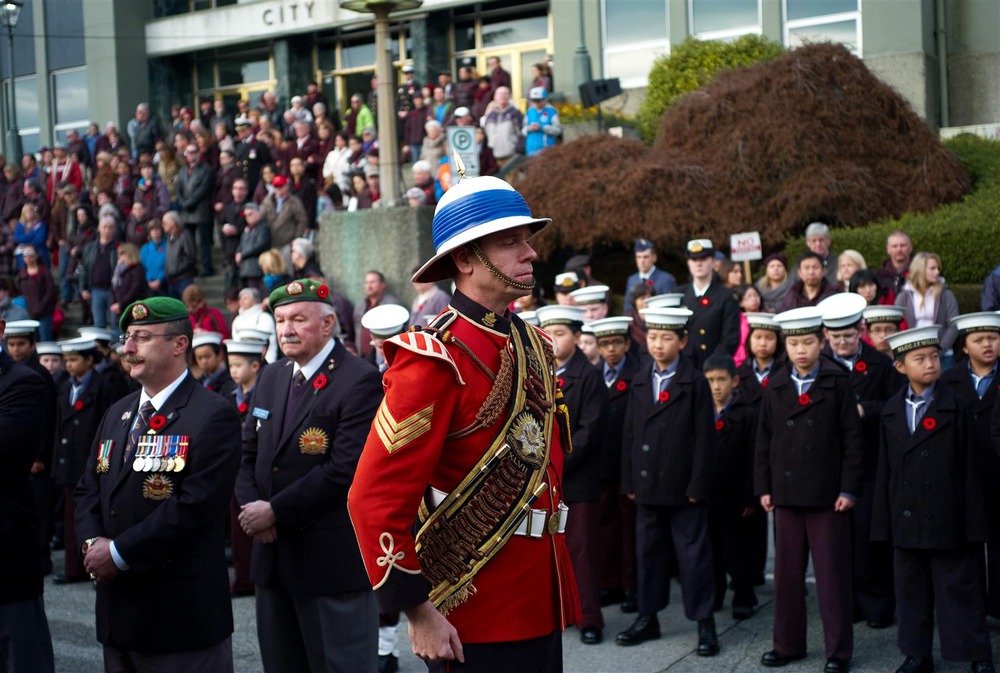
385, 328, 466, 385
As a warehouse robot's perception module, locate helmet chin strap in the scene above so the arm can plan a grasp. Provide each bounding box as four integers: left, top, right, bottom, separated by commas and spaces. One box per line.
470, 241, 535, 292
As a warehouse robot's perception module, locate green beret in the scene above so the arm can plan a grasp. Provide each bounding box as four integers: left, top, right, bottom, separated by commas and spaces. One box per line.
269, 278, 332, 310
119, 297, 190, 333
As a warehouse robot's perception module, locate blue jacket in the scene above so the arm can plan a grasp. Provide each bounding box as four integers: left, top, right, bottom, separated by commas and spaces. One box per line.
523, 105, 561, 157
140, 239, 166, 284
625, 267, 677, 307
982, 265, 1000, 312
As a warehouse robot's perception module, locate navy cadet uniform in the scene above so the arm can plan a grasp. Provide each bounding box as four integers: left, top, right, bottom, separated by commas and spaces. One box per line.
679, 241, 741, 365
818, 292, 904, 627
52, 339, 114, 583
589, 317, 642, 610
75, 297, 242, 671
537, 305, 608, 643
233, 115, 272, 194
79, 327, 137, 403
235, 278, 382, 673
0, 346, 55, 672
192, 331, 235, 396
874, 325, 993, 670
619, 307, 718, 654
755, 307, 863, 666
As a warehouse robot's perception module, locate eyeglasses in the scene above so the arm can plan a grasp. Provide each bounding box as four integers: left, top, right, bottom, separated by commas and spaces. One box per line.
119, 332, 180, 345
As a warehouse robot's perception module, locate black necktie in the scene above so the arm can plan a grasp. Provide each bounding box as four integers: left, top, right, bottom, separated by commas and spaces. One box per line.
283, 370, 308, 432
125, 401, 154, 463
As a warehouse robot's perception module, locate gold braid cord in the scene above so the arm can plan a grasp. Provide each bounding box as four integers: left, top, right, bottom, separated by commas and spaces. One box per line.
470, 241, 535, 292
415, 317, 556, 614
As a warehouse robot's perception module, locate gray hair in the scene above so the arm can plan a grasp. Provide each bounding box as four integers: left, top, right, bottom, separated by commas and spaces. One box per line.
239, 287, 261, 303
162, 210, 180, 226
291, 237, 314, 260
424, 120, 442, 133
804, 222, 830, 239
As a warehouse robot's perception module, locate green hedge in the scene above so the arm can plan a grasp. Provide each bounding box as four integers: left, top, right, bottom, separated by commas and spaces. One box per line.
783, 135, 1000, 286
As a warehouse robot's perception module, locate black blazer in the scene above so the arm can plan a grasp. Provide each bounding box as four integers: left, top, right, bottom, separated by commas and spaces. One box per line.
52, 373, 114, 486
710, 394, 758, 513
24, 353, 57, 467
0, 352, 47, 605
558, 347, 607, 502
622, 354, 715, 506
598, 353, 642, 481
235, 339, 382, 596
681, 281, 741, 361
74, 373, 241, 654
872, 383, 987, 549
754, 358, 864, 507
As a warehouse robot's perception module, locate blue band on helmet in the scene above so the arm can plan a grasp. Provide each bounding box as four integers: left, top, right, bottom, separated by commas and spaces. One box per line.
432, 188, 532, 250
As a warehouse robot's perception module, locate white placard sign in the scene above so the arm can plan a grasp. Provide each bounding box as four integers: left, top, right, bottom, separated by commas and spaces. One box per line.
730, 231, 763, 262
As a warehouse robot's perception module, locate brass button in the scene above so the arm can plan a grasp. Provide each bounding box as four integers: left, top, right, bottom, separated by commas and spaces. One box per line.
699, 329, 706, 335
548, 512, 559, 535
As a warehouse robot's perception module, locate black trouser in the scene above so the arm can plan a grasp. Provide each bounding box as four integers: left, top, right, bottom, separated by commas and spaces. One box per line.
708, 507, 761, 610
426, 631, 562, 673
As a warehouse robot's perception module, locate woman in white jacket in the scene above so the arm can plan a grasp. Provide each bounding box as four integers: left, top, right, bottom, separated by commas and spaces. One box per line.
895, 251, 959, 368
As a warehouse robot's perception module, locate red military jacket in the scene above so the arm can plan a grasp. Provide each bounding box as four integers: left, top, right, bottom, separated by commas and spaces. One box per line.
348, 291, 580, 643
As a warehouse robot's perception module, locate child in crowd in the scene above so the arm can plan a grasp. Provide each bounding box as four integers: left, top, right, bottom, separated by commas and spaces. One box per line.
755, 306, 863, 673
874, 325, 994, 673
863, 306, 906, 358
619, 306, 719, 657
192, 332, 233, 395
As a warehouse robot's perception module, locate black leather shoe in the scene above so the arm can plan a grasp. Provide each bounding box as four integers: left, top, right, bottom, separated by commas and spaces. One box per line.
581, 628, 603, 645
52, 574, 87, 585
377, 653, 398, 673
867, 618, 894, 629
971, 662, 996, 673
894, 656, 934, 673
825, 657, 851, 673
615, 614, 660, 646
733, 604, 754, 620
761, 650, 807, 667
600, 589, 625, 607
697, 617, 719, 656
621, 592, 638, 613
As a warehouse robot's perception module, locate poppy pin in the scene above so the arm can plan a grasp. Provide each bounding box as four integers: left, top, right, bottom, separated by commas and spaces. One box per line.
313, 373, 328, 393
557, 377, 565, 388
238, 402, 248, 414
74, 399, 85, 411
798, 393, 811, 406
615, 380, 627, 392
659, 391, 670, 403
854, 361, 867, 373
922, 417, 936, 431
317, 284, 329, 299
715, 419, 724, 431
149, 414, 167, 431
700, 297, 710, 307
761, 377, 769, 388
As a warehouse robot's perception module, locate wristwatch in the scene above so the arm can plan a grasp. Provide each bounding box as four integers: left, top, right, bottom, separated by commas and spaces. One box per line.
82, 536, 102, 555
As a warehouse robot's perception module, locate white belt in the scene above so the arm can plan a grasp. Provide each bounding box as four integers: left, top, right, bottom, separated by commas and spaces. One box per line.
428, 487, 568, 538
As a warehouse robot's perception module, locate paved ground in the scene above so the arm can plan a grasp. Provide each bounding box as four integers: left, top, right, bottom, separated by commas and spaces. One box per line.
48, 545, 1000, 673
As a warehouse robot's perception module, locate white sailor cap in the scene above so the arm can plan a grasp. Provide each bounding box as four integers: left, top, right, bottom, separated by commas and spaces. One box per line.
745, 313, 780, 332
35, 341, 63, 356
818, 292, 867, 330
640, 307, 692, 331
553, 272, 581, 293
223, 339, 267, 356
234, 115, 251, 127
78, 326, 114, 343
58, 338, 98, 354
588, 316, 633, 338
239, 328, 272, 343
952, 312, 1000, 335
192, 332, 224, 350
361, 304, 410, 338
580, 323, 595, 335
863, 305, 905, 326
536, 305, 586, 328
518, 310, 539, 326
4, 319, 40, 338
884, 326, 941, 357
774, 306, 824, 336
644, 293, 684, 309
569, 284, 609, 306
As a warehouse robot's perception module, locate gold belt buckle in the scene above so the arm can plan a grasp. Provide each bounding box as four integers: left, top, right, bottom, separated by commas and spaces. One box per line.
547, 511, 559, 535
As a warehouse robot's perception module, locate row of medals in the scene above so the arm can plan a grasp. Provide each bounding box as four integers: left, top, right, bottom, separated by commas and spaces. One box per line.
132, 437, 187, 473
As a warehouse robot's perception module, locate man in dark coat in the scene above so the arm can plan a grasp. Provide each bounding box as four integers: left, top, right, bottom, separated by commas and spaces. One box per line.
0, 319, 55, 672
235, 278, 382, 673
175, 143, 216, 277
680, 239, 740, 364
219, 178, 250, 294
75, 297, 241, 671
234, 116, 272, 194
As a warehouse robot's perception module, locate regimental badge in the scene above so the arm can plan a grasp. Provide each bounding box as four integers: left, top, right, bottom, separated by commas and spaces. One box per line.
287, 281, 304, 296
508, 412, 544, 468
299, 427, 329, 455
96, 440, 114, 474
141, 473, 174, 501
482, 312, 497, 328
131, 303, 149, 320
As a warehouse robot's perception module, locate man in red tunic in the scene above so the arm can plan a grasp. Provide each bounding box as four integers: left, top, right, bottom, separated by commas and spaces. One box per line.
348, 175, 580, 672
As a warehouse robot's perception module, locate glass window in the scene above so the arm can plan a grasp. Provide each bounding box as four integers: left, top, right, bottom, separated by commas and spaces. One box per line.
13, 75, 38, 130
786, 0, 857, 21
217, 57, 269, 87
196, 63, 213, 90
318, 46, 337, 72
454, 20, 475, 52
606, 48, 667, 84
342, 42, 375, 70
788, 18, 858, 51
482, 13, 547, 48
605, 0, 667, 48
691, 0, 759, 35
52, 68, 88, 125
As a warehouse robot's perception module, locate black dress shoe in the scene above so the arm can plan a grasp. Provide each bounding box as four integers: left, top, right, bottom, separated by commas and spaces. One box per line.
697, 617, 719, 656
867, 618, 894, 629
761, 650, 807, 667
230, 587, 255, 598
600, 589, 625, 607
615, 614, 660, 646
971, 662, 996, 673
580, 628, 603, 645
377, 653, 398, 673
52, 574, 87, 585
733, 604, 754, 620
621, 592, 638, 613
825, 657, 851, 673
895, 656, 934, 673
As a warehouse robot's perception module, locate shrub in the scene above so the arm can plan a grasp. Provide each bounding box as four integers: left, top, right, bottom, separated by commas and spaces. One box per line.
636, 35, 786, 143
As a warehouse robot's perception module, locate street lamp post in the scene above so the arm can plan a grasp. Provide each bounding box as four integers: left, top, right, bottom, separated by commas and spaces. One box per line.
573, 0, 593, 91
340, 0, 422, 208
0, 0, 22, 161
